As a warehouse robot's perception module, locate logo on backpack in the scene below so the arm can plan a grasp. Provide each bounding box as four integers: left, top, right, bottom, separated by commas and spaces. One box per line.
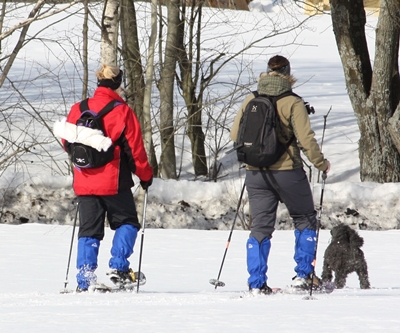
69, 99, 119, 169
235, 91, 295, 168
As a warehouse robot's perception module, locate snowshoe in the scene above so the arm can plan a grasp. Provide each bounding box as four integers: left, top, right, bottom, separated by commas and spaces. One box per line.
107, 268, 146, 289
75, 286, 88, 293
287, 274, 334, 294
249, 283, 274, 296
292, 274, 322, 291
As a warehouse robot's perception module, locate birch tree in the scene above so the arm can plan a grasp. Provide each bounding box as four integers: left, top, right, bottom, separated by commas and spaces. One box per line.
101, 0, 120, 65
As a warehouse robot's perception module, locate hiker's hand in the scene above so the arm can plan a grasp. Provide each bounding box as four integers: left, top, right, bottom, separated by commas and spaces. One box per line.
324, 159, 331, 174
140, 176, 153, 190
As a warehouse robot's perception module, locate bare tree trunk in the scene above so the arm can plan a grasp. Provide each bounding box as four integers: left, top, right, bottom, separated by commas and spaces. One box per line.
367, 0, 400, 181
81, 0, 89, 99
120, 0, 145, 116
157, 0, 179, 179
0, 0, 6, 53
120, 0, 158, 175
176, 1, 208, 177
101, 0, 120, 65
186, 102, 208, 176
137, 0, 158, 220
143, 0, 157, 157
330, 0, 400, 182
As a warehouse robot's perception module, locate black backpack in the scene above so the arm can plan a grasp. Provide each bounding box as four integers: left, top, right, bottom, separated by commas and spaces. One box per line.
69, 99, 119, 169
235, 91, 296, 168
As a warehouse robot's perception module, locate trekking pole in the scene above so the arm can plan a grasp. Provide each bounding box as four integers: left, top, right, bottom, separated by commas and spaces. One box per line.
209, 182, 246, 289
61, 201, 79, 293
304, 172, 327, 300
136, 189, 148, 293
317, 107, 331, 183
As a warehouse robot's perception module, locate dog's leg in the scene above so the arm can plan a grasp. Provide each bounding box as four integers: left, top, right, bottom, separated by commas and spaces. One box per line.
355, 255, 371, 289
321, 261, 333, 283
334, 271, 347, 289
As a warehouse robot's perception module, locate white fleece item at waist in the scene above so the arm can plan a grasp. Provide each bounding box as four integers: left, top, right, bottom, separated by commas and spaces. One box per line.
53, 117, 112, 152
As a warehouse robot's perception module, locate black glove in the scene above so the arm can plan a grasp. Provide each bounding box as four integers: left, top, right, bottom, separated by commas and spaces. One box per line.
140, 176, 153, 190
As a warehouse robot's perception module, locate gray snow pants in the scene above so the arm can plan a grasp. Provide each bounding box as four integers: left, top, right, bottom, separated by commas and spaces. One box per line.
245, 168, 317, 243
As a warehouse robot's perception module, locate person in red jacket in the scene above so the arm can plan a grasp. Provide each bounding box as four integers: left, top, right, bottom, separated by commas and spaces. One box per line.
61, 64, 153, 292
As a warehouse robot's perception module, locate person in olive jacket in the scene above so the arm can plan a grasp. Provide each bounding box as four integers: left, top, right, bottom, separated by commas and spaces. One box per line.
59, 64, 153, 291
230, 55, 330, 295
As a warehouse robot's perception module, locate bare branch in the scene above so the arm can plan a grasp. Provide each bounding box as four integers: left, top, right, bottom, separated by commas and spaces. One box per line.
0, 1, 82, 41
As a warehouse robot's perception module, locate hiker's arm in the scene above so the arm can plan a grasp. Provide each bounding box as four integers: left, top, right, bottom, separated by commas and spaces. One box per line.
291, 99, 327, 172
230, 94, 254, 142
119, 110, 153, 182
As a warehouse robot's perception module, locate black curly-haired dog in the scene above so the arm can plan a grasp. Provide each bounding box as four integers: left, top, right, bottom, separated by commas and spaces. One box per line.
321, 223, 370, 289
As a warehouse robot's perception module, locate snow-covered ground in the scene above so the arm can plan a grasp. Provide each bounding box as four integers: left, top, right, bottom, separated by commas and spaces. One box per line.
0, 224, 399, 332
0, 1, 399, 332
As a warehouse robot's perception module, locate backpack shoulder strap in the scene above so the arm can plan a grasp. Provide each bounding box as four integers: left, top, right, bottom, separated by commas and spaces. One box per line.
96, 100, 120, 118
271, 91, 297, 147
271, 90, 300, 105
78, 98, 120, 117
79, 98, 90, 113
253, 90, 300, 103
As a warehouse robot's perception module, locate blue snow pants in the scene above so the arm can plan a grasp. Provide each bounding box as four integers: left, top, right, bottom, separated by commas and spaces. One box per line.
294, 228, 316, 278
247, 236, 271, 288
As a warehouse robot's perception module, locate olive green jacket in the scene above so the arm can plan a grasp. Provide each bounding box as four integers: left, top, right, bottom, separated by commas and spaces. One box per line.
230, 72, 328, 172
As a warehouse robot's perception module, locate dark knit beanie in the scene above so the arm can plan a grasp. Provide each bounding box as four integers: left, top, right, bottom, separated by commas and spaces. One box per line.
97, 69, 123, 90
267, 55, 291, 76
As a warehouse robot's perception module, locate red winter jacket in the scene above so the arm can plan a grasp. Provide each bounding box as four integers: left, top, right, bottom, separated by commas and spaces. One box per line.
64, 87, 153, 196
